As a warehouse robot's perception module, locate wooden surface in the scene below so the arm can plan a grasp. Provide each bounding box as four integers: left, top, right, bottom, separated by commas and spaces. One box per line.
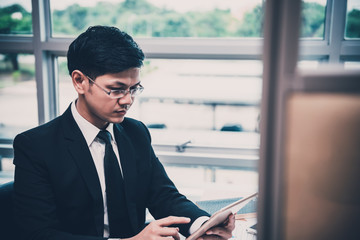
284, 93, 360, 240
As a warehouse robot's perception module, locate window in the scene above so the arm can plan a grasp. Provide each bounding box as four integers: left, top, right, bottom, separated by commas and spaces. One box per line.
136, 59, 262, 131
58, 57, 77, 113
0, 0, 359, 211
344, 61, 360, 69
298, 0, 360, 68
0, 1, 32, 35
0, 53, 37, 132
50, 0, 265, 38
345, 0, 360, 39
0, 53, 37, 173
301, 0, 327, 39
0, 1, 359, 239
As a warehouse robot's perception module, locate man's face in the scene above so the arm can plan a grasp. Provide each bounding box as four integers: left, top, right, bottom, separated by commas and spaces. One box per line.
77, 68, 141, 129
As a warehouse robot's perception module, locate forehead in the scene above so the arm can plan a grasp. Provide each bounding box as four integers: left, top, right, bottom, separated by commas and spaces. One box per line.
97, 68, 140, 85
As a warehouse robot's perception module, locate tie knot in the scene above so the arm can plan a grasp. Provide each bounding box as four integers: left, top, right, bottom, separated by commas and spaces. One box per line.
97, 130, 112, 144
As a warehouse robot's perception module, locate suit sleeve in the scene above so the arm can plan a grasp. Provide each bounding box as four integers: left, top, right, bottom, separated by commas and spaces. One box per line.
13, 133, 106, 240
136, 122, 210, 237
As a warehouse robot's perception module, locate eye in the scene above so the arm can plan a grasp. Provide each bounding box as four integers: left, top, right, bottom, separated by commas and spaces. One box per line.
110, 88, 125, 92
130, 83, 142, 90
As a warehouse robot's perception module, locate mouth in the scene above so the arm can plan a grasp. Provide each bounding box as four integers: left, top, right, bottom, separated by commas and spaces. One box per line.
114, 110, 127, 115
114, 105, 131, 116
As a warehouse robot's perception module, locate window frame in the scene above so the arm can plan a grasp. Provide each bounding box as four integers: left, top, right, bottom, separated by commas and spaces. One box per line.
0, 0, 360, 170
259, 1, 360, 240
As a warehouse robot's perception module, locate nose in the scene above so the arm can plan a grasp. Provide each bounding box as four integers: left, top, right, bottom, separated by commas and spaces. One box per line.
117, 91, 133, 106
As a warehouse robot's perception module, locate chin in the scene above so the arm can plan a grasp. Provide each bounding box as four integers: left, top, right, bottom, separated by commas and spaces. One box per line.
109, 116, 125, 124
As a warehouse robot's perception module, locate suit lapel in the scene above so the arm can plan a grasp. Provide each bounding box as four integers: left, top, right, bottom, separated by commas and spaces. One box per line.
113, 124, 139, 233
61, 106, 104, 236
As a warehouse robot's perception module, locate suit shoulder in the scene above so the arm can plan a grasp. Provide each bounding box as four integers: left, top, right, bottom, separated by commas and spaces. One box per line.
15, 115, 62, 141
120, 117, 151, 139
121, 117, 147, 130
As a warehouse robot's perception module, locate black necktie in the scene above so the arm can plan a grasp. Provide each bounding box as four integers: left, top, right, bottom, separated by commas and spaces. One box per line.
97, 130, 131, 238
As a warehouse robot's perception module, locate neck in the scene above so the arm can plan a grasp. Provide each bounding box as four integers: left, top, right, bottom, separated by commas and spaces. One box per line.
75, 98, 109, 129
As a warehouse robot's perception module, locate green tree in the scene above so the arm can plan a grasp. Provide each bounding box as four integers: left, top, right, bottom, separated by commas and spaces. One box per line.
153, 13, 191, 37
121, 0, 158, 14
68, 4, 89, 31
0, 4, 32, 34
50, 0, 265, 38
0, 4, 32, 71
187, 9, 235, 37
52, 4, 90, 35
237, 4, 264, 37
301, 1, 325, 38
346, 9, 360, 38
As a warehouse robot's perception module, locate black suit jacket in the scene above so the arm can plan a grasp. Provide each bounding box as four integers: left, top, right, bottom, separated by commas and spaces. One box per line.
13, 106, 209, 240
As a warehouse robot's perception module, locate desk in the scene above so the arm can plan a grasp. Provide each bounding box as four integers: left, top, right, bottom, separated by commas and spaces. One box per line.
233, 215, 257, 240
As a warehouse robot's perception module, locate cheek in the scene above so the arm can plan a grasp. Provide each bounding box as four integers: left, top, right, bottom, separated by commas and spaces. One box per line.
88, 97, 114, 114
98, 100, 118, 112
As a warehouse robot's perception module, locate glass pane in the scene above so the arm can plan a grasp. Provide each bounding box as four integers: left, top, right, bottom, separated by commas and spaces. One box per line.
57, 57, 261, 200
166, 167, 258, 202
58, 57, 77, 113
0, 1, 32, 35
300, 0, 327, 39
298, 60, 321, 69
137, 59, 261, 202
344, 61, 360, 69
345, 0, 360, 39
136, 59, 262, 133
50, 0, 265, 38
0, 53, 37, 175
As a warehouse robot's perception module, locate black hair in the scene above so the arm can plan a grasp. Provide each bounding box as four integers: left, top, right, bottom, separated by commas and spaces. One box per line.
67, 26, 145, 78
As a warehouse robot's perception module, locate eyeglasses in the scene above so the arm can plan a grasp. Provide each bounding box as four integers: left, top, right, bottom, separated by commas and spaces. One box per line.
86, 75, 144, 99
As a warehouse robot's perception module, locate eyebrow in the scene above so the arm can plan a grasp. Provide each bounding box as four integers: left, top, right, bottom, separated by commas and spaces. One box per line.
130, 81, 141, 88
106, 81, 141, 89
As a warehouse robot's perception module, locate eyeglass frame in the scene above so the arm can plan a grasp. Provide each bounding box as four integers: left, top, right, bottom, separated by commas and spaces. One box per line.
85, 75, 144, 99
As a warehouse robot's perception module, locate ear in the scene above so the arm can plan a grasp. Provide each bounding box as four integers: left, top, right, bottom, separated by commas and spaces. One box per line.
71, 70, 87, 94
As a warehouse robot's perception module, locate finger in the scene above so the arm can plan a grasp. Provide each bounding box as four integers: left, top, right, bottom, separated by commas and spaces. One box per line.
159, 237, 179, 240
206, 227, 232, 239
198, 235, 225, 240
160, 228, 180, 240
223, 214, 235, 226
172, 231, 180, 240
224, 214, 235, 231
157, 236, 179, 240
156, 216, 191, 227
158, 226, 180, 237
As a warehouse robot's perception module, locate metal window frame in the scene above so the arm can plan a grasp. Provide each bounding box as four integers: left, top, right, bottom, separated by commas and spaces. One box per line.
258, 1, 360, 240
0, 0, 358, 123
0, 0, 359, 182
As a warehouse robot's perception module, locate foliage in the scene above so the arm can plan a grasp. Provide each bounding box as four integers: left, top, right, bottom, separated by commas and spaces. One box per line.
52, 4, 90, 35
1, 1, 359, 43
0, 4, 32, 34
237, 5, 264, 37
346, 9, 360, 38
301, 2, 325, 38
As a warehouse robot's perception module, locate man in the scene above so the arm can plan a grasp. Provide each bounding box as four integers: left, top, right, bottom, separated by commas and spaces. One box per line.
13, 26, 235, 240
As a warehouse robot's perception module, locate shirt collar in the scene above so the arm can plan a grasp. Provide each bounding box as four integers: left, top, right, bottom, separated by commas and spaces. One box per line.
71, 100, 115, 146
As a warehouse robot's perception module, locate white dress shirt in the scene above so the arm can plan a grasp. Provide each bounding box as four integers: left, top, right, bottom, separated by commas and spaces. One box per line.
70, 100, 208, 239
71, 101, 122, 237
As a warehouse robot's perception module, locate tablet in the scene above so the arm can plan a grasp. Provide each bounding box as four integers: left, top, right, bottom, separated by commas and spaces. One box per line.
186, 192, 258, 240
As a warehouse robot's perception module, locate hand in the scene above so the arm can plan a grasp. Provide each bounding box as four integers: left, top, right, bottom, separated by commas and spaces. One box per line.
197, 214, 235, 240
125, 216, 191, 240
